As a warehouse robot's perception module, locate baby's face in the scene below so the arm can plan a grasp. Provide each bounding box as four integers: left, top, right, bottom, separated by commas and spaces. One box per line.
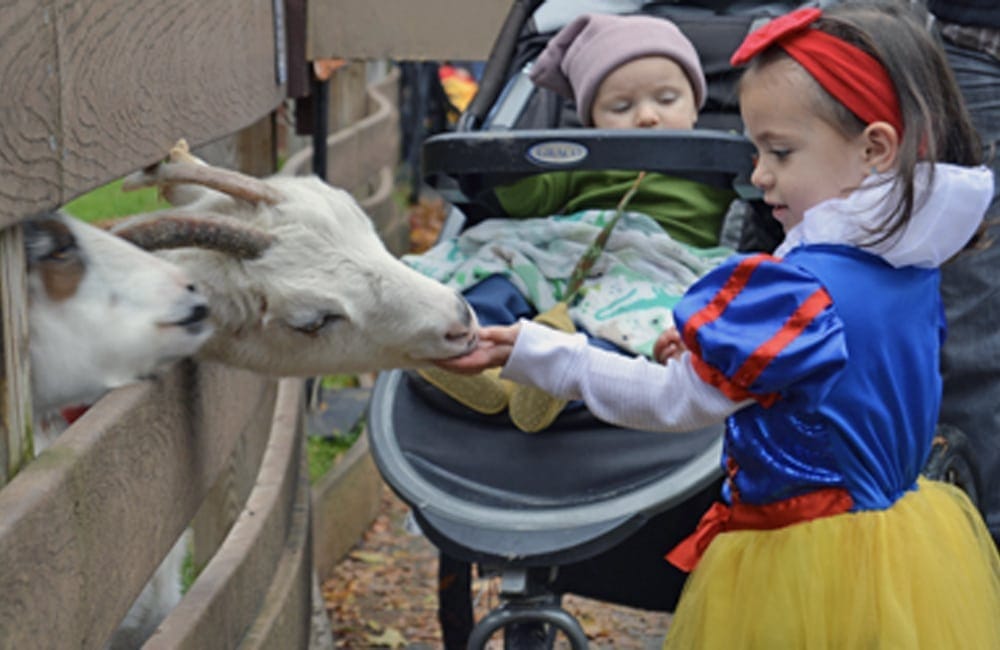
590, 56, 699, 130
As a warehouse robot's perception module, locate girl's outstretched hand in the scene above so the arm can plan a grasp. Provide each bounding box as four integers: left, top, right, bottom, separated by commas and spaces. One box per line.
432, 323, 522, 374
653, 327, 686, 364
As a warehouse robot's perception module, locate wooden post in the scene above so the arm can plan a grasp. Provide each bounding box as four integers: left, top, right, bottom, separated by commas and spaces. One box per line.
328, 63, 368, 134
0, 225, 32, 486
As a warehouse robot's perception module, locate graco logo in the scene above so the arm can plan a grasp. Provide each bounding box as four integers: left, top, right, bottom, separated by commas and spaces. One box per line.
526, 141, 589, 166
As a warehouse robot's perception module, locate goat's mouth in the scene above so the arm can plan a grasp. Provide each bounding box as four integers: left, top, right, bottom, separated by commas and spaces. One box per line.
440, 331, 479, 357
159, 304, 211, 334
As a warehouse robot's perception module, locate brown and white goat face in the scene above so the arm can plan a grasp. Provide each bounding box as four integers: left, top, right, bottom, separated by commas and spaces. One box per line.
24, 213, 212, 412
151, 175, 479, 376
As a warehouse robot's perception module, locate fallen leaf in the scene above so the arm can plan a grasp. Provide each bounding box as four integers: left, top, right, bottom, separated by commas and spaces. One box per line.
365, 626, 408, 648
350, 550, 388, 564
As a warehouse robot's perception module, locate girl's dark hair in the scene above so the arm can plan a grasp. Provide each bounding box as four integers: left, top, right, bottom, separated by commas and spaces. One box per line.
749, 1, 982, 245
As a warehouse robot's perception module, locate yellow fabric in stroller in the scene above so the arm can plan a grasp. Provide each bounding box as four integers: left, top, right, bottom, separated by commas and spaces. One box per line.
664, 478, 1000, 649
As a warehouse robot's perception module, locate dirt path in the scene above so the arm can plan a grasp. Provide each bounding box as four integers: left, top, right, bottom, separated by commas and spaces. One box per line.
320, 484, 672, 649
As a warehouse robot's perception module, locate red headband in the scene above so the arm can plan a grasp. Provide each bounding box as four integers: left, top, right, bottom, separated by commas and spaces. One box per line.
731, 8, 903, 136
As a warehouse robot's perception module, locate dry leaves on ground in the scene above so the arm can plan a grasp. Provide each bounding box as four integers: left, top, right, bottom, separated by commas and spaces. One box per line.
321, 485, 672, 649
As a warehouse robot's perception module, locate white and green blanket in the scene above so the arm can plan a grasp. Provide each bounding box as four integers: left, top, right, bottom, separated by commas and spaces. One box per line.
404, 210, 733, 358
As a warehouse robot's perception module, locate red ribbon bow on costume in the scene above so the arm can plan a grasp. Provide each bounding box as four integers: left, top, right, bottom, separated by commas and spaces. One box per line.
730, 7, 904, 137
665, 486, 854, 572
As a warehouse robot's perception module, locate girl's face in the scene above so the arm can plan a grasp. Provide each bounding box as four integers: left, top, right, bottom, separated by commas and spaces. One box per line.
590, 56, 699, 130
740, 60, 870, 231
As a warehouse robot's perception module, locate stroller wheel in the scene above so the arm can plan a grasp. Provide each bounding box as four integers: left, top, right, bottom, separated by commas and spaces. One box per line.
923, 424, 980, 509
504, 620, 556, 650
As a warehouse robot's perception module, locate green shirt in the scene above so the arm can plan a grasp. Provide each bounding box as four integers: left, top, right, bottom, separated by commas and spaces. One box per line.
493, 170, 735, 248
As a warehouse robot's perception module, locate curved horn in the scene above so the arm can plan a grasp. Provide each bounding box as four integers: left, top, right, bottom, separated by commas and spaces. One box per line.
122, 161, 286, 206
112, 211, 276, 259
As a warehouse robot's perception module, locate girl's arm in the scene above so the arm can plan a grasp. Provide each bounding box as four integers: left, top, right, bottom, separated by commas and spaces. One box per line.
436, 321, 749, 432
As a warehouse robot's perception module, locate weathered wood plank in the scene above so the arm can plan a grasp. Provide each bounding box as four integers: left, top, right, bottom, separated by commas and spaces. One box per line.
307, 0, 510, 61
189, 397, 273, 575
146, 379, 304, 650
240, 448, 313, 650
0, 226, 32, 485
282, 66, 399, 195
0, 2, 61, 228
281, 67, 406, 251
311, 432, 382, 581
55, 0, 285, 201
0, 361, 275, 648
0, 0, 285, 226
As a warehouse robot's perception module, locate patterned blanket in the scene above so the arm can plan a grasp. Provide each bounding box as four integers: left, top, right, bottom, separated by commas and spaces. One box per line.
404, 210, 732, 358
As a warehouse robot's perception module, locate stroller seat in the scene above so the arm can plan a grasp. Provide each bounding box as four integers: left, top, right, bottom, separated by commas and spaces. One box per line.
370, 369, 724, 567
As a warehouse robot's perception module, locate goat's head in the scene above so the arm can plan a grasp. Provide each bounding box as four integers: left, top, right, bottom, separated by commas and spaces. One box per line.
24, 211, 213, 412
113, 140, 477, 376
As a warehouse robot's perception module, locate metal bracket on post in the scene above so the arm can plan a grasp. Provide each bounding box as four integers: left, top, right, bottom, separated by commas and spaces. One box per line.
272, 0, 287, 86
310, 69, 329, 181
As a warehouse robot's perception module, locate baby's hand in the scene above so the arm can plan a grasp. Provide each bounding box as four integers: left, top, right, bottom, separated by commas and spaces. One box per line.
653, 327, 685, 364
432, 323, 522, 374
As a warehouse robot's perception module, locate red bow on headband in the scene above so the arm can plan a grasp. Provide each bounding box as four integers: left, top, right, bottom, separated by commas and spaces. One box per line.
731, 7, 823, 65
730, 8, 904, 136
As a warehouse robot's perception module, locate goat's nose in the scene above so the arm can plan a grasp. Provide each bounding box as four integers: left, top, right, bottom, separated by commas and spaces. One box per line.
177, 303, 210, 326
444, 293, 476, 342
455, 291, 473, 327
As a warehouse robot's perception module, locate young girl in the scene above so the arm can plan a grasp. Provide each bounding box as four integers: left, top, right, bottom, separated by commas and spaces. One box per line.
436, 2, 1000, 646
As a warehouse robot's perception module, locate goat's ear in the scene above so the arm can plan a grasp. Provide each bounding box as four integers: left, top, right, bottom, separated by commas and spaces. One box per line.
112, 211, 275, 259
122, 161, 285, 206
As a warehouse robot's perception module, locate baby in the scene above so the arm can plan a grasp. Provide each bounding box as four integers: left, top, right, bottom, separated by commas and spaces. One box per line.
412, 13, 735, 431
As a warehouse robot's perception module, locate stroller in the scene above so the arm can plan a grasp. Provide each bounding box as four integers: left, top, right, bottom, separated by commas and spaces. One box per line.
368, 1, 982, 648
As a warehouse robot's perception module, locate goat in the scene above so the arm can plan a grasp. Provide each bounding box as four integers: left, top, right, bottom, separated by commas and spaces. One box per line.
23, 211, 212, 422
111, 139, 478, 376
19, 211, 211, 650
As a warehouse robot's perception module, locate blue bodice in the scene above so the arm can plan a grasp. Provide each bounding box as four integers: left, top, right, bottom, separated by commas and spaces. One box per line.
673, 245, 944, 510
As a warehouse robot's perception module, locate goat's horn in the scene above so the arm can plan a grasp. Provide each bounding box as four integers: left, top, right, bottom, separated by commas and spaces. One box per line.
112, 211, 276, 259
122, 161, 285, 206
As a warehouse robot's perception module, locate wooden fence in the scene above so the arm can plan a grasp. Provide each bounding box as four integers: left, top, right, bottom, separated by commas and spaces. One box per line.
0, 0, 506, 647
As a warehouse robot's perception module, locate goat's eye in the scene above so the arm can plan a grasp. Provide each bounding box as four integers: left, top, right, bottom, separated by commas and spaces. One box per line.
291, 312, 343, 335
44, 243, 77, 262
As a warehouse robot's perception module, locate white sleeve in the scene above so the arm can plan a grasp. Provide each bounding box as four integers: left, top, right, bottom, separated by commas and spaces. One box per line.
500, 320, 750, 432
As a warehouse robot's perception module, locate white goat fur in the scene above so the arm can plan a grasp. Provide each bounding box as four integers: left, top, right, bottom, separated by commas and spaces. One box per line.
121, 151, 477, 376
25, 212, 212, 417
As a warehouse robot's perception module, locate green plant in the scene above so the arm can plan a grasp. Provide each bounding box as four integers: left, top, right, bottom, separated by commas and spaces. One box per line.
180, 548, 197, 595
320, 374, 360, 391
306, 416, 364, 484
63, 179, 168, 223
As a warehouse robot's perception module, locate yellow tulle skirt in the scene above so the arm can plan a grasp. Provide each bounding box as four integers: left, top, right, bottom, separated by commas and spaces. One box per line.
664, 479, 1000, 649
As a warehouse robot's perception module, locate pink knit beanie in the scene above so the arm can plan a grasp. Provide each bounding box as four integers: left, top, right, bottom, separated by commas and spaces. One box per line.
530, 13, 707, 126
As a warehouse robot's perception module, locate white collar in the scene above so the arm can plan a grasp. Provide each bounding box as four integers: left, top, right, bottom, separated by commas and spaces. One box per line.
774, 163, 993, 268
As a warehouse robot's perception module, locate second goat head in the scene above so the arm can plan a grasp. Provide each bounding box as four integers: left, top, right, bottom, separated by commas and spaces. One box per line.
113, 140, 477, 377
